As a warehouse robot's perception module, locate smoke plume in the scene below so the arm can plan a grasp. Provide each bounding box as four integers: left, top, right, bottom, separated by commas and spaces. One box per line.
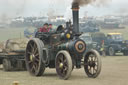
72, 0, 111, 7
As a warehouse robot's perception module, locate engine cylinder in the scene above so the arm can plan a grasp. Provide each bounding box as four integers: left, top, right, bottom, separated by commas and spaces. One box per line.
58, 39, 86, 54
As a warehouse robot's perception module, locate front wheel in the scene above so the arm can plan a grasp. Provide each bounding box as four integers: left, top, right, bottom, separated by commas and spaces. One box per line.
84, 49, 102, 78
108, 47, 115, 56
55, 50, 72, 80
123, 51, 128, 56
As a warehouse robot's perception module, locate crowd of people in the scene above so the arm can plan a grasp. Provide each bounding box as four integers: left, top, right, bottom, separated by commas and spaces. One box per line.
39, 23, 53, 32
24, 23, 53, 38
24, 23, 65, 38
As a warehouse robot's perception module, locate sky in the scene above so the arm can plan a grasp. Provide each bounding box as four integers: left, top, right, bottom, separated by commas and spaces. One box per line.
0, 0, 128, 19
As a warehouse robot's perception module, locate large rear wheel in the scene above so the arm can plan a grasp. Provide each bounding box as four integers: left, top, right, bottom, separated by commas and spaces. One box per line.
25, 38, 45, 76
56, 50, 72, 80
84, 49, 102, 78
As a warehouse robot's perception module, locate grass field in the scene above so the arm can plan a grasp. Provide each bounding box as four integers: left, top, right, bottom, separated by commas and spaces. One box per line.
0, 27, 26, 41
0, 56, 128, 85
0, 26, 128, 85
0, 26, 128, 42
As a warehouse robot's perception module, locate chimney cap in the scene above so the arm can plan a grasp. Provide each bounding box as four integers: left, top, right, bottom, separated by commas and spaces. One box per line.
72, 2, 79, 10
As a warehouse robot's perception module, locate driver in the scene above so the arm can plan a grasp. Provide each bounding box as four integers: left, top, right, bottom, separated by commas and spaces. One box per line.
56, 25, 64, 32
39, 23, 49, 32
48, 24, 53, 32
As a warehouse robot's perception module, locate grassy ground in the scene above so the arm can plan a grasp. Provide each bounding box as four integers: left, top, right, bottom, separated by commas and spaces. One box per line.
0, 26, 128, 42
0, 56, 128, 85
0, 27, 128, 85
0, 27, 26, 41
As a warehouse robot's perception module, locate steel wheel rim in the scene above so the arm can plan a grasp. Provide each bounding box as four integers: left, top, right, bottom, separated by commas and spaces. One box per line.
3, 59, 7, 70
26, 41, 40, 74
3, 60, 6, 68
84, 53, 98, 76
56, 53, 68, 78
109, 47, 114, 55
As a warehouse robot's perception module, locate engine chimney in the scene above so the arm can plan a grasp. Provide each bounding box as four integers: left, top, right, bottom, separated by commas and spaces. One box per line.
72, 3, 79, 34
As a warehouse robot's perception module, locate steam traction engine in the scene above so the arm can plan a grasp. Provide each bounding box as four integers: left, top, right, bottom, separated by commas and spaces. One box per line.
25, 4, 102, 80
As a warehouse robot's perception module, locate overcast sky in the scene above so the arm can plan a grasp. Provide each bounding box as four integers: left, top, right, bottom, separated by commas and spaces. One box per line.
0, 0, 128, 18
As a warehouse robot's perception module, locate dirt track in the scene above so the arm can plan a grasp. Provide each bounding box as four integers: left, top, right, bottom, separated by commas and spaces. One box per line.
0, 56, 128, 85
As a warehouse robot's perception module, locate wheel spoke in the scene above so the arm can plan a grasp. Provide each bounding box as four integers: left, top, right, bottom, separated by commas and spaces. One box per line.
91, 57, 93, 62
95, 62, 98, 66
57, 59, 61, 65
88, 57, 91, 62
33, 43, 36, 49
34, 47, 38, 54
90, 54, 95, 61
56, 63, 60, 69
63, 69, 67, 75
94, 68, 97, 73
63, 58, 67, 63
31, 64, 36, 72
94, 57, 97, 62
64, 62, 68, 68
93, 56, 96, 62
88, 66, 91, 71
64, 66, 68, 71
89, 67, 91, 73
62, 55, 65, 61
60, 68, 63, 73
34, 62, 38, 70
33, 43, 38, 54
32, 47, 35, 53
31, 44, 35, 53
94, 66, 98, 70
60, 55, 64, 62
27, 51, 32, 55
84, 62, 89, 66
35, 57, 39, 62
63, 59, 67, 66
59, 58, 62, 63
29, 43, 33, 49
34, 53, 39, 57
28, 61, 33, 64
91, 67, 94, 74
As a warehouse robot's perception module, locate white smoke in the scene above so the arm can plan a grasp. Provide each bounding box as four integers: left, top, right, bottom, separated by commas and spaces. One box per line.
64, 6, 72, 21
0, 0, 26, 24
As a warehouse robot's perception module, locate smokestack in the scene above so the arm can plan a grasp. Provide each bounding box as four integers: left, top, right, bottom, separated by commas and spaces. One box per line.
72, 2, 79, 34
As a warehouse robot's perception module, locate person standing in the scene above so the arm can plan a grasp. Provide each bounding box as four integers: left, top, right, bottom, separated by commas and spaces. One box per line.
100, 40, 106, 57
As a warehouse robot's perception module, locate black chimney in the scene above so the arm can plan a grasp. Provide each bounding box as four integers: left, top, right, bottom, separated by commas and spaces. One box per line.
72, 3, 79, 34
